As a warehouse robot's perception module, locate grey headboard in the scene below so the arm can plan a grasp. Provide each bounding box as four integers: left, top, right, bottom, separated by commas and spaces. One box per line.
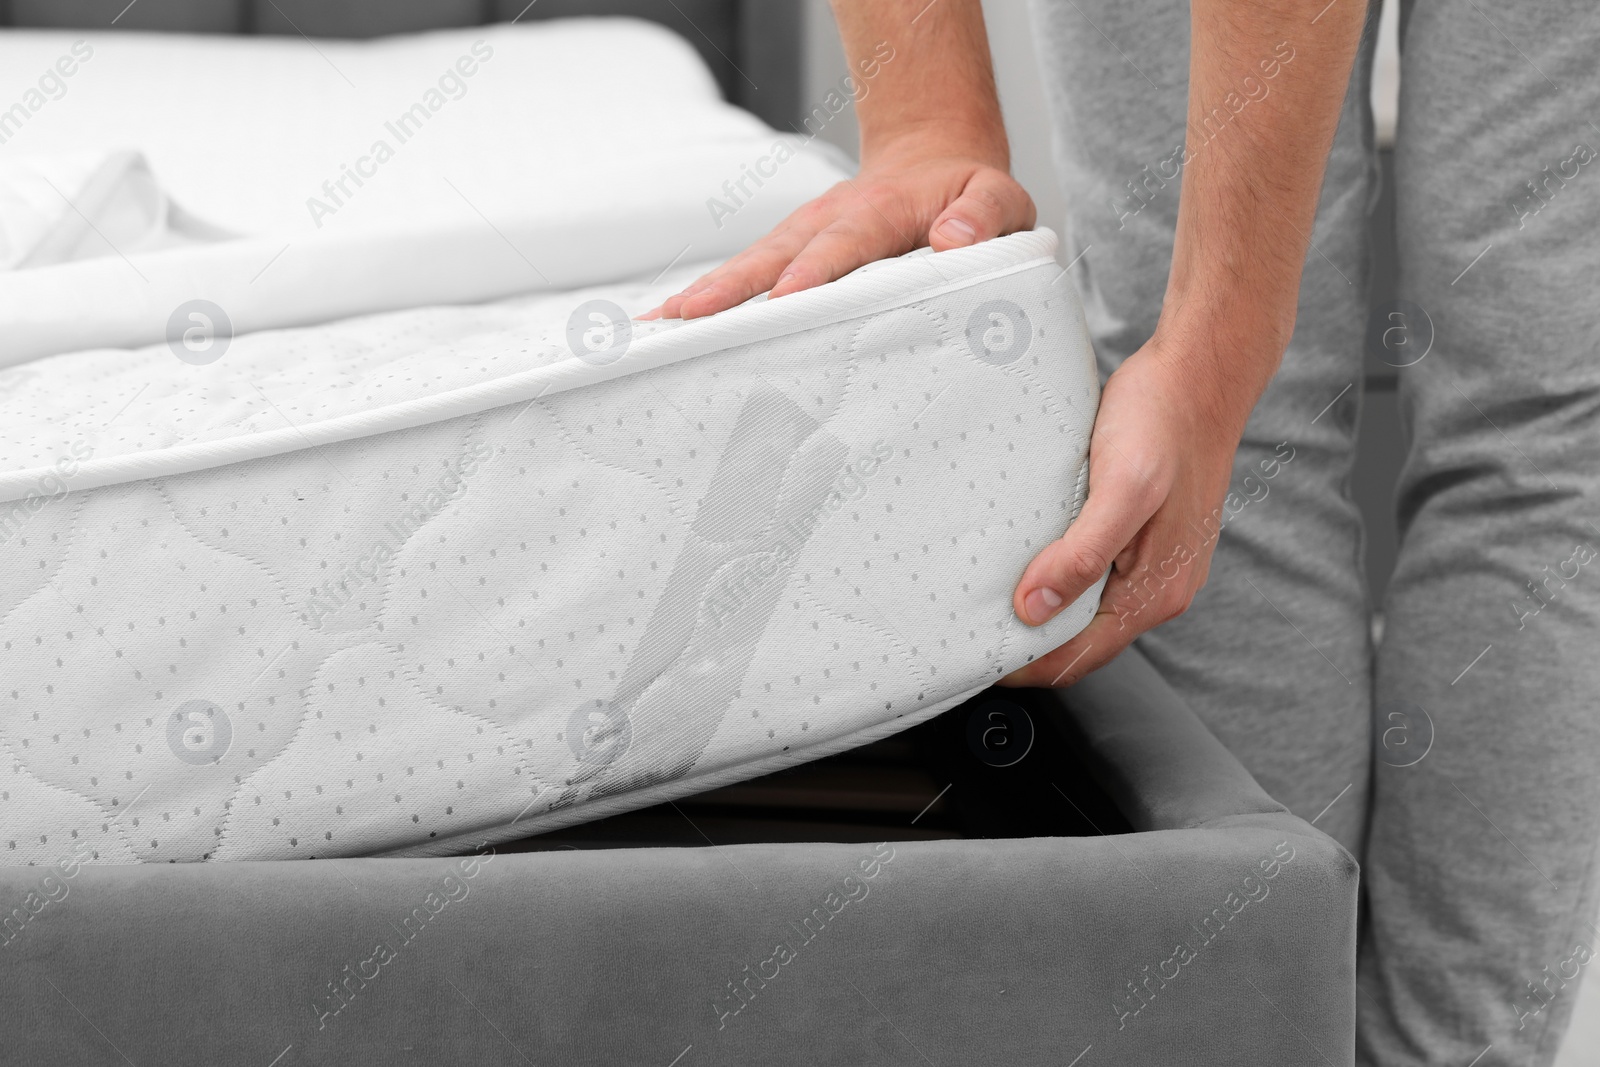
0, 0, 804, 131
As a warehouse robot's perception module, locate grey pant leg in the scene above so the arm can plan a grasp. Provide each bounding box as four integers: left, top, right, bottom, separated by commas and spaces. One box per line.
1026, 0, 1380, 855
1360, 3, 1600, 1065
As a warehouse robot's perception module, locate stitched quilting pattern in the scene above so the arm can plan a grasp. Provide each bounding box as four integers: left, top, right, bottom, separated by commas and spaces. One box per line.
0, 236, 1102, 863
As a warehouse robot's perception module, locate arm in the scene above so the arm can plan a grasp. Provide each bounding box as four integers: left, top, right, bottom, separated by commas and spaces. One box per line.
1003, 0, 1368, 686
647, 0, 1367, 688
640, 0, 1032, 320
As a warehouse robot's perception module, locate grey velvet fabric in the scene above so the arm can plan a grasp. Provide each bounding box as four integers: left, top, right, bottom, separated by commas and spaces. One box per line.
1048, 644, 1291, 833
1, 650, 1358, 1066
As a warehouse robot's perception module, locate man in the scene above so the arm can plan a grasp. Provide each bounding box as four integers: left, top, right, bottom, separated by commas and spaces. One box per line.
644, 1, 1600, 1063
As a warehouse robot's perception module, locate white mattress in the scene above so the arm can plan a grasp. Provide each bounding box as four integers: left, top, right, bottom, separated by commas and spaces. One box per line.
0, 227, 1103, 863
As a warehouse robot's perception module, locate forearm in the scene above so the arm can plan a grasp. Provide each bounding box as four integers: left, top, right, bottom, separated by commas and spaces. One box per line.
1157, 0, 1368, 430
828, 0, 1008, 167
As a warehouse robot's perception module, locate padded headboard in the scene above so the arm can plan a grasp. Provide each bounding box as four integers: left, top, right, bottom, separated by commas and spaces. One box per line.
0, 0, 804, 130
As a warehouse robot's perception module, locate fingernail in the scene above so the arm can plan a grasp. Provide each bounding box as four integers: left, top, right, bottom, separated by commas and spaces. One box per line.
1023, 587, 1064, 625
938, 218, 976, 245
774, 272, 796, 292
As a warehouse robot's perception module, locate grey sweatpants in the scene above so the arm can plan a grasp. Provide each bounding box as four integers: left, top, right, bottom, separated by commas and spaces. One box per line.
1027, 0, 1600, 1063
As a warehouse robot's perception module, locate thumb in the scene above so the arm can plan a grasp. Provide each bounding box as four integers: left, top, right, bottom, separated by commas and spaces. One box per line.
929, 168, 1037, 250
1013, 461, 1162, 626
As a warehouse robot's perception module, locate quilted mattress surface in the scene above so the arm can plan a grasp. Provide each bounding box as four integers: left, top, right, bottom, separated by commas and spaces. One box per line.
0, 228, 1103, 864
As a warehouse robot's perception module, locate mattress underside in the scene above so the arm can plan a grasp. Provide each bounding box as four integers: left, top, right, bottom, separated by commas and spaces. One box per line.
0, 234, 1102, 863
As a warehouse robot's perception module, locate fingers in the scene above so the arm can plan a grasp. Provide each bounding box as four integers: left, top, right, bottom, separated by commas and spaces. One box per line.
1012, 450, 1166, 627
674, 237, 809, 319
746, 175, 933, 304
641, 220, 816, 321
996, 605, 1133, 689
659, 193, 915, 318
639, 192, 839, 320
639, 164, 1034, 321
765, 214, 914, 301
928, 168, 1037, 251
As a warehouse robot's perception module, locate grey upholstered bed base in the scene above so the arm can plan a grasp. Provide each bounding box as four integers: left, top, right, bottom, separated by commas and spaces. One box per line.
2, 649, 1357, 1066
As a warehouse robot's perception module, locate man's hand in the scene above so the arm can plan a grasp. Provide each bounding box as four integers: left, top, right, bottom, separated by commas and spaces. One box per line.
1005, 0, 1367, 686
1000, 338, 1249, 688
639, 0, 1367, 692
639, 0, 1026, 321
640, 141, 1034, 320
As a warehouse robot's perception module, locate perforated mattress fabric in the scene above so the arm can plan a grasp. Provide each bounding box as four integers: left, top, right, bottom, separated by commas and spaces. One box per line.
0, 227, 1104, 864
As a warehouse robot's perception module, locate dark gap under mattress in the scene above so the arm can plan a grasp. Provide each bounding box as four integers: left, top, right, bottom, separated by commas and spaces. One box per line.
490, 688, 1132, 853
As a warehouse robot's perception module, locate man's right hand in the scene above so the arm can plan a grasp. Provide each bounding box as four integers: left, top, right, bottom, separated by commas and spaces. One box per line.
639, 137, 1036, 321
